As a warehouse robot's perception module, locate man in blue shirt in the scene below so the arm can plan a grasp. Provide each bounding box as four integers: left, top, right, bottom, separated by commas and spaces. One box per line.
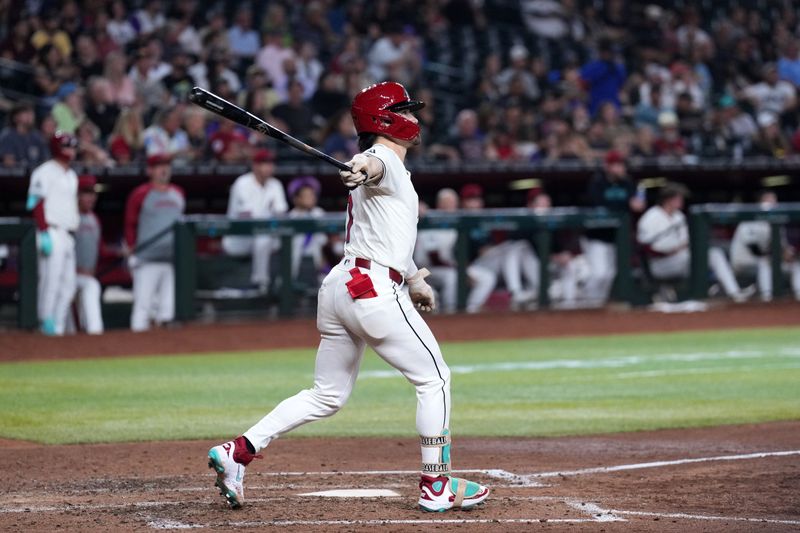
580, 38, 627, 116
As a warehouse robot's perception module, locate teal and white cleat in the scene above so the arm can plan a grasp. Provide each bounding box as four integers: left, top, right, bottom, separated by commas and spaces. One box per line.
208, 437, 259, 509
418, 474, 490, 512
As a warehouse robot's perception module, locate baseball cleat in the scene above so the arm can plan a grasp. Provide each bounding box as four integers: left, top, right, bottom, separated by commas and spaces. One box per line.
208, 436, 260, 509
418, 474, 490, 512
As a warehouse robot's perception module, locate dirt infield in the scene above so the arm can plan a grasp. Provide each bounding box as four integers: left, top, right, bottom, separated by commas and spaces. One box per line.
1, 302, 799, 531
1, 422, 798, 531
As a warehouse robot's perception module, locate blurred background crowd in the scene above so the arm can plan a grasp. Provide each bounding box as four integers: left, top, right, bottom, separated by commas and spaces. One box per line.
2, 0, 800, 168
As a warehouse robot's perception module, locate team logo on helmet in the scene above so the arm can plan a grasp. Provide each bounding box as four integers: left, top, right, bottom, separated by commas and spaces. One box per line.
351, 82, 425, 142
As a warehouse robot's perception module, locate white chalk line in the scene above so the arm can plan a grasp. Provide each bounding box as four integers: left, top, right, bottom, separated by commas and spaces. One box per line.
526, 450, 800, 480
358, 348, 800, 379
617, 363, 800, 379
609, 509, 800, 526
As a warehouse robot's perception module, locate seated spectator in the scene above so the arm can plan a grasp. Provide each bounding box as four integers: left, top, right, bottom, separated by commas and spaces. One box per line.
485, 126, 520, 161
31, 8, 73, 59
271, 80, 315, 142
103, 50, 136, 108
295, 42, 325, 101
51, 83, 86, 135
630, 124, 656, 158
85, 77, 120, 140
310, 71, 351, 122
183, 108, 209, 160
675, 92, 703, 140
143, 106, 191, 161
752, 112, 790, 157
221, 149, 288, 292
428, 109, 486, 162
227, 7, 260, 74
0, 103, 49, 167
580, 38, 626, 116
777, 40, 800, 88
76, 120, 114, 167
107, 0, 136, 48
75, 35, 103, 80
715, 95, 757, 156
133, 0, 167, 37
322, 109, 358, 162
730, 190, 800, 301
256, 30, 295, 97
209, 119, 250, 163
743, 63, 797, 119
129, 47, 169, 112
637, 182, 753, 302
654, 111, 687, 157
109, 107, 145, 164
240, 66, 281, 117
161, 49, 197, 103
495, 44, 539, 102
367, 21, 418, 85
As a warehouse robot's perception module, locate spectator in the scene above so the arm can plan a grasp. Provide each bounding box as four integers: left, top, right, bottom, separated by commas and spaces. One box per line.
129, 47, 168, 112
125, 153, 185, 332
51, 83, 86, 135
366, 21, 419, 85
675, 7, 715, 60
310, 71, 350, 121
133, 0, 167, 37
295, 41, 325, 100
208, 118, 249, 163
75, 34, 103, 79
580, 38, 626, 116
777, 40, 800, 88
429, 109, 486, 162
103, 50, 136, 108
85, 77, 120, 140
752, 112, 790, 158
322, 109, 358, 162
76, 120, 114, 167
582, 150, 644, 305
495, 44, 539, 102
730, 190, 800, 302
227, 8, 260, 73
256, 30, 296, 98
715, 95, 757, 155
31, 8, 72, 59
654, 111, 687, 157
272, 80, 315, 142
183, 108, 209, 161
287, 176, 329, 281
109, 107, 145, 164
142, 106, 191, 160
221, 149, 288, 292
743, 63, 797, 118
161, 49, 197, 103
0, 103, 49, 167
0, 18, 36, 64
637, 182, 753, 302
630, 124, 656, 158
107, 0, 137, 48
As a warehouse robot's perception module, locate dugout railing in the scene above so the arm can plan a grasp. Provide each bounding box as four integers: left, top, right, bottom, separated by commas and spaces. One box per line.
0, 218, 38, 328
173, 208, 631, 319
688, 203, 800, 300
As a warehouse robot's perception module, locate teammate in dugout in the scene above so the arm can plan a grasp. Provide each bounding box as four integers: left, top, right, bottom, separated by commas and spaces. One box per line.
27, 132, 80, 335
208, 81, 490, 512
124, 153, 186, 332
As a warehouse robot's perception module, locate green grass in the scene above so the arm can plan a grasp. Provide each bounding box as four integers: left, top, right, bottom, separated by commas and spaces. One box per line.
1, 327, 798, 444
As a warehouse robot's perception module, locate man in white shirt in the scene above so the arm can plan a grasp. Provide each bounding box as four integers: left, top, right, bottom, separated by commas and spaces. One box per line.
27, 132, 80, 335
731, 191, 800, 301
221, 149, 288, 291
744, 63, 797, 117
208, 82, 489, 513
637, 183, 752, 302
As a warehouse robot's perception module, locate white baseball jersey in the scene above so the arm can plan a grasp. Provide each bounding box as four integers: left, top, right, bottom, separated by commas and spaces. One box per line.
731, 220, 771, 263
343, 143, 418, 275
226, 172, 288, 219
414, 229, 457, 268
28, 160, 79, 230
637, 206, 688, 253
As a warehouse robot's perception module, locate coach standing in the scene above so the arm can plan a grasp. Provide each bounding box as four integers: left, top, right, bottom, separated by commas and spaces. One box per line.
27, 132, 80, 335
125, 154, 185, 332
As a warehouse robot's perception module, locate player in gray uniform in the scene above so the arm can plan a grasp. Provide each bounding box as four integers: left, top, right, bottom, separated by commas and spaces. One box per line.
73, 175, 106, 334
124, 154, 186, 331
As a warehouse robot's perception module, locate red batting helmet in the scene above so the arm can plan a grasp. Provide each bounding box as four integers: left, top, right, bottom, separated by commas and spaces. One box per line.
50, 131, 78, 162
351, 82, 425, 142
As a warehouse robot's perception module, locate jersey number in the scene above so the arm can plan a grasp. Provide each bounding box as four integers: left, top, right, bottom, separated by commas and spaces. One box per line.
345, 194, 354, 244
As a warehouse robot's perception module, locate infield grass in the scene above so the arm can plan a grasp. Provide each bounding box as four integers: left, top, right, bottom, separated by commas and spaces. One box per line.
0, 327, 798, 444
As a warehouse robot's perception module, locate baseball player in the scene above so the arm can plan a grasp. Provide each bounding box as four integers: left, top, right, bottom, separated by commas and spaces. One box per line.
27, 132, 80, 335
208, 82, 489, 512
730, 191, 800, 301
221, 148, 288, 292
637, 183, 754, 302
124, 154, 185, 332
72, 174, 108, 334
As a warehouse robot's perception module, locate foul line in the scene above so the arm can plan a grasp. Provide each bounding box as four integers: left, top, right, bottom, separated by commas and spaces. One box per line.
526, 450, 800, 479
609, 510, 800, 526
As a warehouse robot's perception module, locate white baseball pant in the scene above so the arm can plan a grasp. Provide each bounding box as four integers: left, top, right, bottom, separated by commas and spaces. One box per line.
244, 257, 451, 461
75, 274, 103, 334
465, 264, 496, 313
223, 235, 279, 286
732, 255, 800, 300
37, 227, 77, 335
131, 262, 175, 331
580, 238, 616, 304
650, 247, 744, 297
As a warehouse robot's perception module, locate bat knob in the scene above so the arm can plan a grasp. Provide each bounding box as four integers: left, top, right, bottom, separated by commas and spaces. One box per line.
188, 87, 205, 104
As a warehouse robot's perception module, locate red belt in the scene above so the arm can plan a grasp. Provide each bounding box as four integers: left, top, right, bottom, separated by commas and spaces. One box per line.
355, 258, 403, 284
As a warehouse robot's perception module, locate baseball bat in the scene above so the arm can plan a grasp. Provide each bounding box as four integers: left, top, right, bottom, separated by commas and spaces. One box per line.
188, 86, 353, 172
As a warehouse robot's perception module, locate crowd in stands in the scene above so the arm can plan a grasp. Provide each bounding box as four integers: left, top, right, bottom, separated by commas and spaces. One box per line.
2, 1, 800, 169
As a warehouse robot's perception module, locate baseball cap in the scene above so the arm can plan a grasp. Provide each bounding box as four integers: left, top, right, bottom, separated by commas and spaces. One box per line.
78, 174, 98, 192
146, 153, 172, 166
757, 111, 778, 128
253, 148, 275, 163
526, 187, 544, 204
460, 184, 483, 200
605, 150, 625, 165
288, 175, 321, 198
509, 44, 529, 61
657, 111, 679, 128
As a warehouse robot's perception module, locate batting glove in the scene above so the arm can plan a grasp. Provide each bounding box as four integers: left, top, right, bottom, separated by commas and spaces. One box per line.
37, 230, 53, 257
339, 154, 370, 187
406, 268, 436, 313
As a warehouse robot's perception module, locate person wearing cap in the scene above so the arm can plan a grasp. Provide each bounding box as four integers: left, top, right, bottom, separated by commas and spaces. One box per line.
495, 44, 539, 101
743, 63, 796, 118
124, 153, 185, 331
221, 149, 288, 292
27, 131, 80, 335
582, 150, 645, 306
752, 111, 791, 158
653, 111, 687, 157
286, 176, 330, 282
637, 182, 753, 303
72, 175, 110, 334
0, 103, 49, 167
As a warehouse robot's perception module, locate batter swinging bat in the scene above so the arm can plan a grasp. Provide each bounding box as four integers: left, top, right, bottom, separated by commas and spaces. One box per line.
188, 86, 353, 173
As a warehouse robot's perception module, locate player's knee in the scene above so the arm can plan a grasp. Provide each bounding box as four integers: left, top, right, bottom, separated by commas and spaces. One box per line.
309, 387, 349, 416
